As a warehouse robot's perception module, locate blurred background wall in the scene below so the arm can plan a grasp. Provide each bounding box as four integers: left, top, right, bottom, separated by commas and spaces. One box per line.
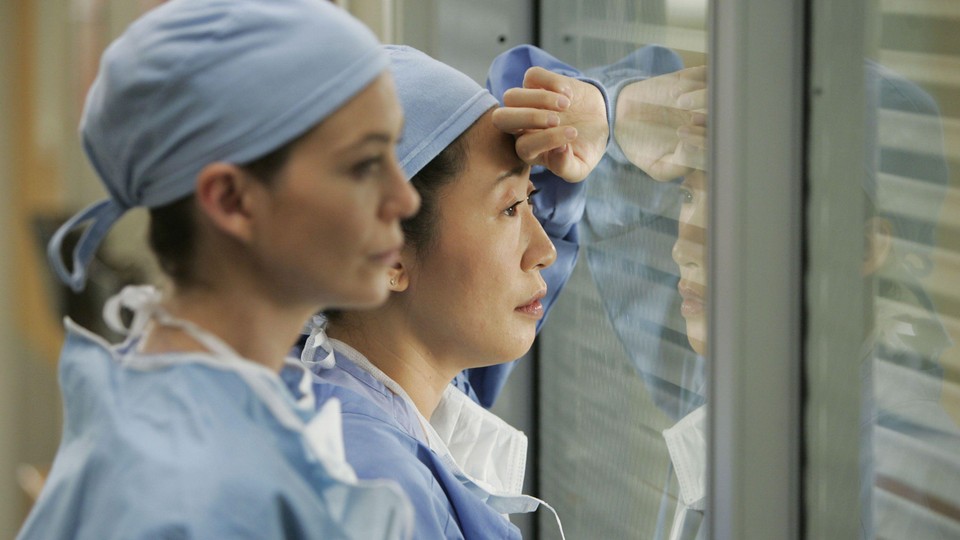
0, 1, 165, 535
1, 0, 19, 533
1, 1, 63, 535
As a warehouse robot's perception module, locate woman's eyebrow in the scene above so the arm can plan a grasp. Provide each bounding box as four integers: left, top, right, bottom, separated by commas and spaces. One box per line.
342, 116, 404, 151
496, 163, 528, 183
354, 132, 393, 146
335, 132, 394, 155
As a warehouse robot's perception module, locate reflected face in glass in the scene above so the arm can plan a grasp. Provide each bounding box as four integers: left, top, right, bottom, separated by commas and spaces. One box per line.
672, 169, 707, 355
249, 73, 420, 310
402, 110, 558, 368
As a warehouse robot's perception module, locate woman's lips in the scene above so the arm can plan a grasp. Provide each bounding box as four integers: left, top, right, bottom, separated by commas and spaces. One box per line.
370, 245, 402, 267
678, 281, 705, 317
681, 296, 704, 317
516, 291, 546, 319
515, 299, 544, 318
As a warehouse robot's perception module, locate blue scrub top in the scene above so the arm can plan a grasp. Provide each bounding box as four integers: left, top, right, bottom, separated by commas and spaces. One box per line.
313, 350, 523, 540
19, 321, 412, 540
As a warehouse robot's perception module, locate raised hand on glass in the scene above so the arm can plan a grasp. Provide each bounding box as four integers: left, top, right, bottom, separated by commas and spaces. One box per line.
492, 67, 608, 182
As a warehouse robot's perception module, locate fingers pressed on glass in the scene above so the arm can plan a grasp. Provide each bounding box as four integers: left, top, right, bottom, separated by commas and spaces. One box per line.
503, 87, 571, 111
690, 110, 708, 126
492, 106, 561, 134
522, 66, 573, 97
677, 124, 706, 149
677, 64, 707, 79
676, 88, 707, 110
516, 126, 578, 163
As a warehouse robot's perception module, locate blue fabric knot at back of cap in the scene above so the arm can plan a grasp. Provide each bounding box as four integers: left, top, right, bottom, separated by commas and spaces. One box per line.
47, 199, 128, 292
49, 0, 388, 292
386, 45, 500, 179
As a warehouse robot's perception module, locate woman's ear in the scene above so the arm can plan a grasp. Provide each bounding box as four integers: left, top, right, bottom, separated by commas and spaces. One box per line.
194, 162, 260, 243
387, 261, 410, 292
862, 216, 893, 277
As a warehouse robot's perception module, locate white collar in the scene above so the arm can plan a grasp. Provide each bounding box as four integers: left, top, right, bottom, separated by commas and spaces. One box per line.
662, 405, 707, 511
328, 338, 569, 538
330, 339, 528, 494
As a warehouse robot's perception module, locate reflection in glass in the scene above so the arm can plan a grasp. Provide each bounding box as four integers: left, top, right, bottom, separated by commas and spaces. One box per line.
861, 60, 960, 537
616, 69, 708, 540
811, 3, 960, 533
619, 78, 709, 540
534, 3, 711, 539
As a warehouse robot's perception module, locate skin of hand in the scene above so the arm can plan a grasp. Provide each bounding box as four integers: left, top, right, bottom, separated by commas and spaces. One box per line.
614, 65, 707, 181
492, 67, 609, 182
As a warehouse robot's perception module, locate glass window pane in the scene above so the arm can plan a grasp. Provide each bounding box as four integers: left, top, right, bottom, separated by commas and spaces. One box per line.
808, 1, 960, 536
868, 4, 960, 534
537, 1, 709, 538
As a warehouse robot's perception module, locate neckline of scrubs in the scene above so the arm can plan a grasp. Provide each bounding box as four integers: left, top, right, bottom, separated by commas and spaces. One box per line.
100, 285, 358, 483
325, 337, 568, 538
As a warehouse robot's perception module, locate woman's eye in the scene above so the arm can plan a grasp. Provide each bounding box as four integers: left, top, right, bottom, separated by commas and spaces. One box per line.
352, 157, 383, 178
679, 187, 694, 204
526, 188, 541, 211
504, 188, 540, 217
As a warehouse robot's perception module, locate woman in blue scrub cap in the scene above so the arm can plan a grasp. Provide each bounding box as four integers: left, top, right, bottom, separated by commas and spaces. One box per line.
19, 1, 420, 538
293, 44, 613, 539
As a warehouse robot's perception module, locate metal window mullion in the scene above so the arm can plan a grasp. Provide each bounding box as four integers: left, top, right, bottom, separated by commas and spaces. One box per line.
803, 0, 868, 537
708, 0, 806, 538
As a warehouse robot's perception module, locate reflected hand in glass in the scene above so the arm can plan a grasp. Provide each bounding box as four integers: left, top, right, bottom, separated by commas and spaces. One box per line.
615, 65, 707, 180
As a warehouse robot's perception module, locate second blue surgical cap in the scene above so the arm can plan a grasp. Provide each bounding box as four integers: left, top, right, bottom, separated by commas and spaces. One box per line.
386, 45, 500, 178
50, 0, 388, 291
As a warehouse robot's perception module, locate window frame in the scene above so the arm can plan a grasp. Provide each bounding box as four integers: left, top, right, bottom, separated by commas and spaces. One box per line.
708, 0, 807, 538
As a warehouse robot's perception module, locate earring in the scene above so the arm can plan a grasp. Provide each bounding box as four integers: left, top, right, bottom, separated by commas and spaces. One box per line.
390, 277, 397, 287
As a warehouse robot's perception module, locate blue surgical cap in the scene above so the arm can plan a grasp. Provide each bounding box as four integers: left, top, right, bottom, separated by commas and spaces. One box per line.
50, 0, 388, 292
864, 61, 949, 278
386, 45, 499, 178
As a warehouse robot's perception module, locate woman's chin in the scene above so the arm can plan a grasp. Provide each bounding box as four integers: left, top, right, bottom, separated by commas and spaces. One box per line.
476, 333, 537, 369
682, 317, 707, 356
327, 282, 390, 311
688, 337, 707, 357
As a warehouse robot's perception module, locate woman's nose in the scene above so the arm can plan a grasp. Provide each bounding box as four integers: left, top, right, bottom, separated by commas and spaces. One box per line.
522, 211, 557, 271
380, 158, 420, 221
672, 221, 706, 268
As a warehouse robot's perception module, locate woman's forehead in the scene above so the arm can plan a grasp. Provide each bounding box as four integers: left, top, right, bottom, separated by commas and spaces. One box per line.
464, 112, 526, 174
683, 169, 708, 188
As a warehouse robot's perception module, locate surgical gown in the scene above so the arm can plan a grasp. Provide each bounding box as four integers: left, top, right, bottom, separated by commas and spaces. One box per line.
18, 315, 413, 540
310, 340, 535, 540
